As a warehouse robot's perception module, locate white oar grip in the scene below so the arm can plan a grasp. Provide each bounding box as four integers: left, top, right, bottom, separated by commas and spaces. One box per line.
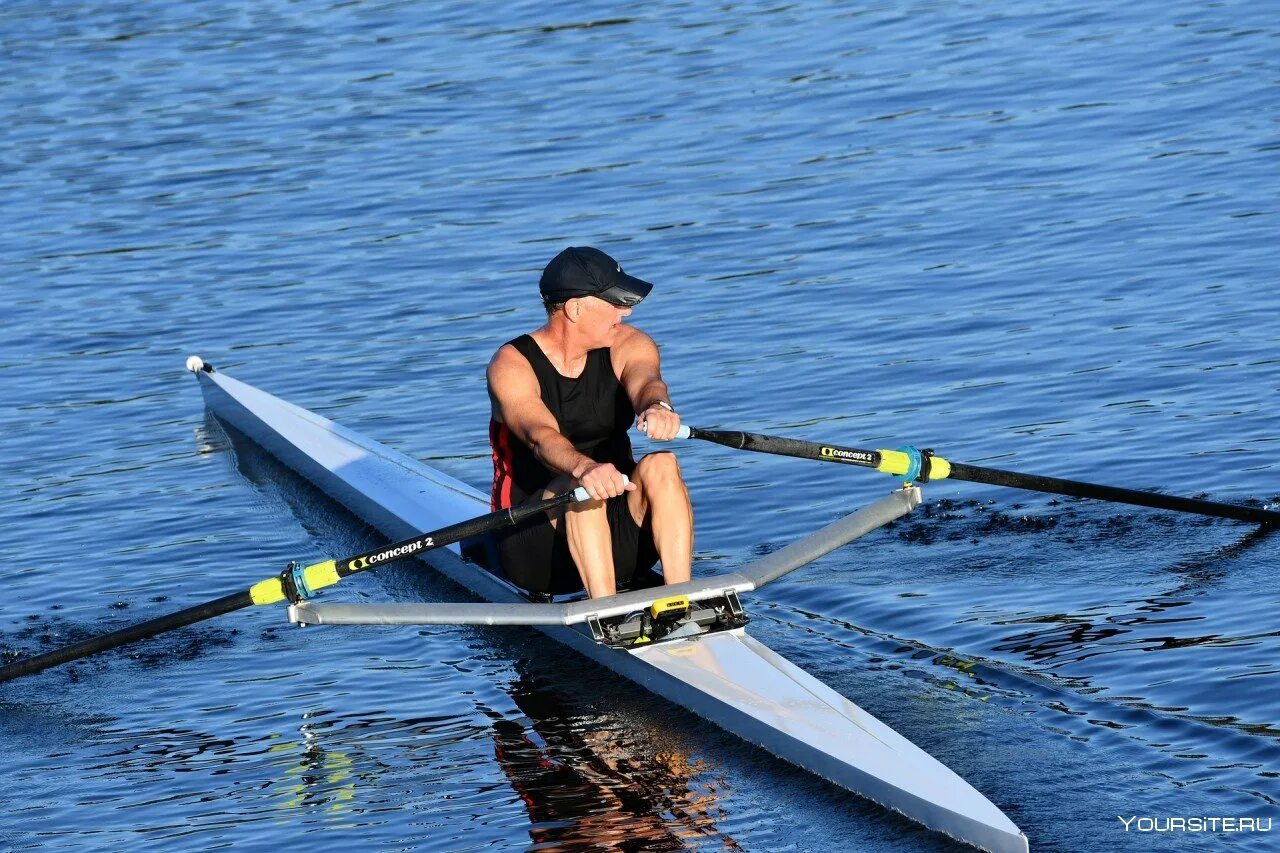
637, 423, 692, 440
571, 475, 630, 502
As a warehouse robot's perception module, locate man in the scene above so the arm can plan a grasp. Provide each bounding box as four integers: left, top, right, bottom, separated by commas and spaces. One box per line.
486, 246, 693, 598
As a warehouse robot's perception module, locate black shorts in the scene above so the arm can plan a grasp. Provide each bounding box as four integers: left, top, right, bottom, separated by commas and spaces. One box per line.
493, 494, 659, 595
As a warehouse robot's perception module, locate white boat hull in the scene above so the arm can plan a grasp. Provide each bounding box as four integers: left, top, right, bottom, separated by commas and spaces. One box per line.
195, 364, 1027, 853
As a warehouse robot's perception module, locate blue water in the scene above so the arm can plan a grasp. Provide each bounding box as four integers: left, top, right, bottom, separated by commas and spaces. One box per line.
2, 1, 1277, 850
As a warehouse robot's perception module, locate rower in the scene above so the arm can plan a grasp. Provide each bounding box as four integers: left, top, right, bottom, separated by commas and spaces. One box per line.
485, 247, 693, 598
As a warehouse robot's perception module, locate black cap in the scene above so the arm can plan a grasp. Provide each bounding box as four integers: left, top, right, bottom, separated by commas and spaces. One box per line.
539, 247, 653, 307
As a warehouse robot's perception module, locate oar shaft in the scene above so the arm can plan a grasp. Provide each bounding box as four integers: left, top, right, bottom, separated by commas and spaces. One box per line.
248, 488, 590, 605
681, 426, 1279, 526
0, 488, 590, 684
685, 427, 882, 470
0, 592, 251, 683
339, 488, 584, 578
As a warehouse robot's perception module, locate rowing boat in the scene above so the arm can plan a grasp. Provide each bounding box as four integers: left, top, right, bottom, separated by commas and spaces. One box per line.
192, 358, 1028, 853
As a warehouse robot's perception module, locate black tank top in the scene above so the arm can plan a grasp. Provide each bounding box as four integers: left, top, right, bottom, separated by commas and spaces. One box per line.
489, 334, 636, 509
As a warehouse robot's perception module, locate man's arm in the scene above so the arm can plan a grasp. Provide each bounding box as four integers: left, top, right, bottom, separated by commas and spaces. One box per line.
487, 345, 632, 499
615, 328, 682, 441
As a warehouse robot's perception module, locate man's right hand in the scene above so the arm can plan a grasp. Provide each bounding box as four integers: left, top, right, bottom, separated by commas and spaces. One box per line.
573, 461, 635, 502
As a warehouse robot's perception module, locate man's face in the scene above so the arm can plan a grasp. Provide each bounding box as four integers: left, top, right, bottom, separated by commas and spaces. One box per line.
574, 295, 633, 345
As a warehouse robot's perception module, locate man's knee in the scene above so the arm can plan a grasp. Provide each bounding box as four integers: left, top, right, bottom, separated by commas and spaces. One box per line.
636, 451, 683, 487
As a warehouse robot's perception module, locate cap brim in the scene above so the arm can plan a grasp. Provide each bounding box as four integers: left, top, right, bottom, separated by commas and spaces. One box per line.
597, 274, 653, 307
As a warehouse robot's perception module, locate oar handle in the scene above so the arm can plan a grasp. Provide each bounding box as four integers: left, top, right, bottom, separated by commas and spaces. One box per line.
636, 423, 692, 440
570, 475, 629, 502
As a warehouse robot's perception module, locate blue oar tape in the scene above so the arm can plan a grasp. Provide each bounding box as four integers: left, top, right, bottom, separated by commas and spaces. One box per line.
894, 446, 923, 482
279, 560, 315, 603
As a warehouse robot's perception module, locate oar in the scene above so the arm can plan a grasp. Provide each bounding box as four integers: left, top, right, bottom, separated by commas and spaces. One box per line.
673, 425, 1279, 526
0, 486, 597, 684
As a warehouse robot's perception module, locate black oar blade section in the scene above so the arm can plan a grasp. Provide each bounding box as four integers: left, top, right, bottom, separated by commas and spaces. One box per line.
948, 462, 1280, 527
0, 591, 253, 684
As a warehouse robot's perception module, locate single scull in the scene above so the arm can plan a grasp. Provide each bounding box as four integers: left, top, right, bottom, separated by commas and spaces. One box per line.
190, 358, 1028, 853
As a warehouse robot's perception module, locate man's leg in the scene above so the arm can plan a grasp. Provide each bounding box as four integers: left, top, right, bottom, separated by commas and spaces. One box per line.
627, 452, 693, 585
539, 474, 617, 598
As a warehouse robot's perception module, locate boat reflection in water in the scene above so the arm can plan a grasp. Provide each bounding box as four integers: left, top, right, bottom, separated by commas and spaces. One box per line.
202, 414, 739, 848
484, 667, 743, 851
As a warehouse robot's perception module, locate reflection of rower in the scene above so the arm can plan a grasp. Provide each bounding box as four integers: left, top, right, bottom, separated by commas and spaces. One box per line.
482, 669, 744, 852
487, 246, 693, 598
